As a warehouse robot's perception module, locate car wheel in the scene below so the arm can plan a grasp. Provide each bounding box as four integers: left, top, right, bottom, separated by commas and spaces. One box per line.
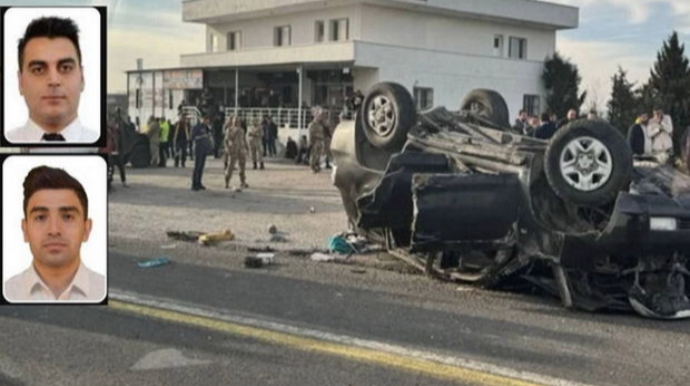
545, 119, 632, 206
129, 143, 151, 168
460, 89, 510, 128
360, 82, 416, 152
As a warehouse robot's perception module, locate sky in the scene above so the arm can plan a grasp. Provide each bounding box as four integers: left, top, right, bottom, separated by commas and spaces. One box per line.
1, 0, 688, 112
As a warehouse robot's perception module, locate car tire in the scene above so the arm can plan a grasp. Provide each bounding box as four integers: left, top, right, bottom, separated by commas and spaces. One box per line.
461, 89, 510, 128
545, 119, 632, 206
129, 143, 151, 168
360, 82, 416, 152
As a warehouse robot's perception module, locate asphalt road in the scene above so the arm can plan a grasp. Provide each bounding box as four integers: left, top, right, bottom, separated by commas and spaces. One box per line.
2, 158, 689, 386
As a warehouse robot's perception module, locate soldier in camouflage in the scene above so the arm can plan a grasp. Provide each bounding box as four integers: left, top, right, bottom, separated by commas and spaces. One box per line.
223, 115, 250, 190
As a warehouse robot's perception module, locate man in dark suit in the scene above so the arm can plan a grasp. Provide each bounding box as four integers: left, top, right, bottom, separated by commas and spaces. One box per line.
627, 113, 650, 156
533, 113, 558, 140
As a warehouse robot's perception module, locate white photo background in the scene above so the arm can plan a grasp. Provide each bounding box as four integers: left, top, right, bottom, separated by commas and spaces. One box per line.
2, 155, 108, 281
3, 7, 101, 134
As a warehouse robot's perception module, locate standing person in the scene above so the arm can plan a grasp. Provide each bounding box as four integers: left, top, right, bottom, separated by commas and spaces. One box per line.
107, 118, 127, 188
323, 115, 333, 169
648, 108, 674, 161
190, 116, 212, 191
308, 113, 326, 173
147, 117, 160, 167
627, 113, 651, 156
681, 126, 690, 172
350, 90, 364, 115
212, 114, 224, 158
158, 117, 170, 167
556, 109, 578, 129
247, 117, 264, 170
261, 115, 269, 157
173, 117, 189, 168
223, 115, 249, 190
526, 115, 540, 136
512, 110, 530, 135
267, 116, 278, 157
533, 113, 558, 140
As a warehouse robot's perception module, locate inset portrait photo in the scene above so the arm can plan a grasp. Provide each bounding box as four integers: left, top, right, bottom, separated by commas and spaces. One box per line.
2, 7, 104, 146
2, 155, 108, 304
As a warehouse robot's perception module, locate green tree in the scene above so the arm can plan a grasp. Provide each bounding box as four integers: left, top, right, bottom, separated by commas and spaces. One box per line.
607, 67, 638, 133
649, 31, 690, 155
542, 52, 587, 119
636, 81, 658, 116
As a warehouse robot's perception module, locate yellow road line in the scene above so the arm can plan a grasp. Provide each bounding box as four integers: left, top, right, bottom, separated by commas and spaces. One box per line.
109, 300, 546, 386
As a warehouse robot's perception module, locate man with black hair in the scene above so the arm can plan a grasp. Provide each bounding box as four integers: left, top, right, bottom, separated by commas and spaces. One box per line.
4, 166, 105, 302
7, 16, 98, 143
533, 113, 558, 140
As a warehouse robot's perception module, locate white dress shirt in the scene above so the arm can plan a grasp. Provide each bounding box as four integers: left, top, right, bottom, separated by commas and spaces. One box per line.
6, 118, 99, 143
4, 261, 106, 302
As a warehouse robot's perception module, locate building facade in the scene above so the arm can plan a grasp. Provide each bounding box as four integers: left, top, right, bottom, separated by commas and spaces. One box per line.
127, 0, 578, 127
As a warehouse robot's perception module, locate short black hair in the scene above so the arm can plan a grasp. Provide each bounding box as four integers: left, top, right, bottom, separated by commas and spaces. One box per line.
540, 113, 551, 122
23, 166, 89, 219
18, 16, 82, 71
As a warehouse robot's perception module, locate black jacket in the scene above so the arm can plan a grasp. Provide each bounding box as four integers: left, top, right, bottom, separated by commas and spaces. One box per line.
627, 123, 646, 155
534, 122, 557, 140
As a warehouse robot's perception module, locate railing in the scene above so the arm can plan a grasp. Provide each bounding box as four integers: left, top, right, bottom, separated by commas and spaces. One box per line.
224, 107, 342, 129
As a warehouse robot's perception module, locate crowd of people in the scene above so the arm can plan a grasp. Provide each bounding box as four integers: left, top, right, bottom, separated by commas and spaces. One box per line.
511, 107, 687, 167
103, 109, 337, 192
106, 95, 690, 193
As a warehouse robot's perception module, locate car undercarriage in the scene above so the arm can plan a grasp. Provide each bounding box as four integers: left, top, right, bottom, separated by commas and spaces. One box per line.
331, 82, 690, 319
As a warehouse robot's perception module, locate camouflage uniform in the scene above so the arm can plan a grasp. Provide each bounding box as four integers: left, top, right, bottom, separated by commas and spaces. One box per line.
224, 123, 249, 189
308, 117, 326, 173
247, 122, 264, 169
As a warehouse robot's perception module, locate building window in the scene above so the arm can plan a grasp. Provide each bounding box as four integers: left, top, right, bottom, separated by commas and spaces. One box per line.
227, 31, 241, 51
509, 37, 527, 59
329, 18, 349, 41
414, 87, 434, 110
523, 94, 540, 116
274, 26, 291, 47
315, 21, 325, 43
210, 33, 219, 52
493, 34, 503, 57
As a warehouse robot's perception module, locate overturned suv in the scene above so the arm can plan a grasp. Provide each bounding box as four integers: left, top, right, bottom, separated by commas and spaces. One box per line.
331, 82, 690, 319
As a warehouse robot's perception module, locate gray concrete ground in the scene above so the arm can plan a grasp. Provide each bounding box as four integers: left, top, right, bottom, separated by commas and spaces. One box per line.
108, 155, 349, 253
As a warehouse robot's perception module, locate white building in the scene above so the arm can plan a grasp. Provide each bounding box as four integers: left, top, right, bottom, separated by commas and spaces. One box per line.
127, 0, 578, 128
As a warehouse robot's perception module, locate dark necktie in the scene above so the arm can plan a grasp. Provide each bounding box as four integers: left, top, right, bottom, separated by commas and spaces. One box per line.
42, 133, 66, 141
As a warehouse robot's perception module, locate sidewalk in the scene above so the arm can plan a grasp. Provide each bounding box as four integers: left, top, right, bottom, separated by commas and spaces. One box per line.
108, 156, 348, 252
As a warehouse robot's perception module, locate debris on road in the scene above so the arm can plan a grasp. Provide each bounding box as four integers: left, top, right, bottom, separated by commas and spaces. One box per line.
257, 253, 275, 264
198, 229, 235, 246
309, 206, 316, 213
138, 257, 171, 268
160, 243, 177, 249
310, 252, 335, 262
269, 233, 288, 243
166, 230, 205, 242
244, 253, 275, 268
267, 224, 278, 234
248, 246, 276, 253
310, 252, 350, 263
